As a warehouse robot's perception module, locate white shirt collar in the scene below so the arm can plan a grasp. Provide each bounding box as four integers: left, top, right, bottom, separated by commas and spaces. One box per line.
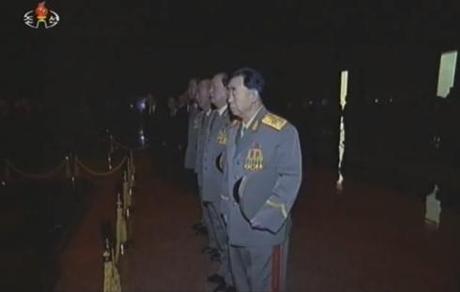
242, 106, 263, 129
217, 105, 228, 116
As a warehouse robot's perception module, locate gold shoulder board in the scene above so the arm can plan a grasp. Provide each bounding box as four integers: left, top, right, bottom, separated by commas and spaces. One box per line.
261, 113, 287, 131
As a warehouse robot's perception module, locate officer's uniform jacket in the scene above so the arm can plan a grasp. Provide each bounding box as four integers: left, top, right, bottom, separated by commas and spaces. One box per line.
221, 106, 302, 246
184, 104, 201, 170
195, 109, 213, 188
201, 107, 231, 202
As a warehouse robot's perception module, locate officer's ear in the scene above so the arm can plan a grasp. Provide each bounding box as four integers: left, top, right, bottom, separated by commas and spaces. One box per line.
248, 89, 260, 104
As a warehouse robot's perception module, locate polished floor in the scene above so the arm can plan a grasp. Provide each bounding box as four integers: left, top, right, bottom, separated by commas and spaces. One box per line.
56, 153, 460, 292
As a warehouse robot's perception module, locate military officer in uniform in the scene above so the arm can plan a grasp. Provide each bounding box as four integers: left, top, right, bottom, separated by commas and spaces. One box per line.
201, 73, 235, 292
184, 78, 208, 234
184, 78, 200, 172
195, 79, 219, 251
221, 68, 302, 292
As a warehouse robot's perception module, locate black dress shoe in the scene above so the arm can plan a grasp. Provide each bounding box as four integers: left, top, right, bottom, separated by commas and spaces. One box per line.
207, 273, 225, 284
201, 246, 214, 254
212, 282, 227, 292
202, 247, 218, 254
195, 229, 208, 236
192, 222, 204, 230
210, 250, 221, 262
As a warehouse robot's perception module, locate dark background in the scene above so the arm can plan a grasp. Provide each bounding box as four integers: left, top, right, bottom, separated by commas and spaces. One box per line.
0, 0, 459, 175
1, 0, 459, 101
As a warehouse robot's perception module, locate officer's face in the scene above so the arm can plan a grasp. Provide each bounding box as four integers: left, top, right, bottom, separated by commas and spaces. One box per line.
197, 83, 211, 110
188, 82, 198, 101
228, 76, 252, 117
210, 75, 228, 108
168, 97, 175, 108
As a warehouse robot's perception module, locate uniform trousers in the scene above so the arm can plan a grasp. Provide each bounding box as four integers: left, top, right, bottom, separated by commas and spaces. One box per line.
229, 238, 289, 292
205, 201, 233, 285
198, 184, 216, 249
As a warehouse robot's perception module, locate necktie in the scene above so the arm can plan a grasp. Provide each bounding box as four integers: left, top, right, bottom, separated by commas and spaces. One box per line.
209, 111, 217, 132
240, 126, 246, 138
235, 124, 243, 146
200, 113, 206, 129
236, 124, 247, 150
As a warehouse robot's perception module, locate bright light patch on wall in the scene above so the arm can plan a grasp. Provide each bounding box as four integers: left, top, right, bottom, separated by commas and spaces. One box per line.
437, 50, 458, 98
340, 70, 349, 108
337, 70, 349, 193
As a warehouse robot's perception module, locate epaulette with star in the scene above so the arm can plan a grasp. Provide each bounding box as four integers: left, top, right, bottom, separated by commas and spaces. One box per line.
261, 113, 287, 131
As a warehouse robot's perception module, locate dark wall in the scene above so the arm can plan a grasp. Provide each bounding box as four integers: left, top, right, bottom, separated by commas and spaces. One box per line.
1, 40, 443, 100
